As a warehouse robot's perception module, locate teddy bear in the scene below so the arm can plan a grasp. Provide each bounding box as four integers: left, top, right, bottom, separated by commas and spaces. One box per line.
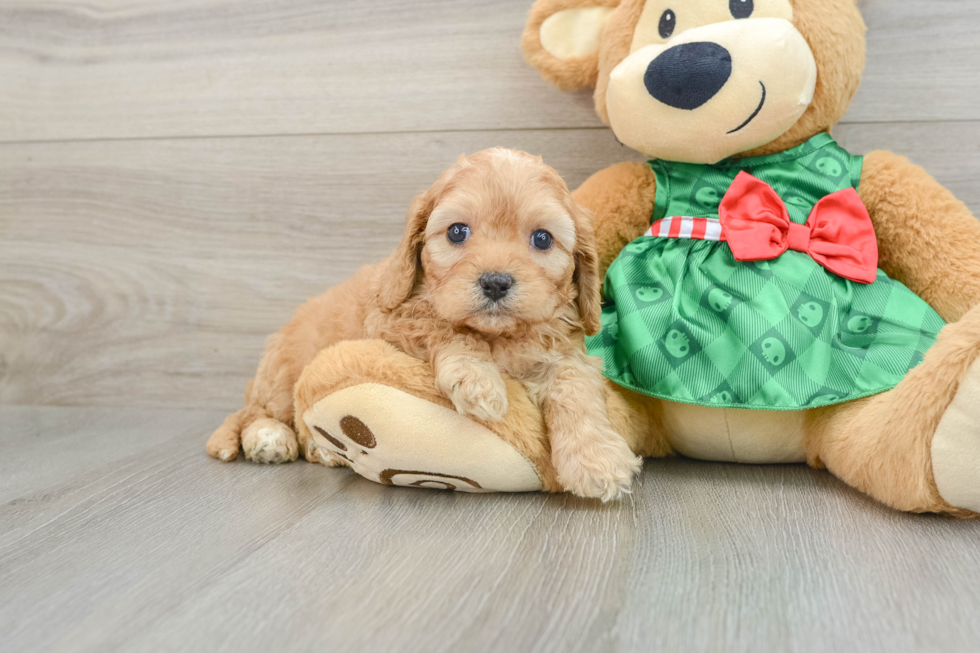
214, 0, 980, 517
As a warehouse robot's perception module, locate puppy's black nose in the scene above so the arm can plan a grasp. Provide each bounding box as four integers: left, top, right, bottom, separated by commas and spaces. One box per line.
479, 272, 514, 301
644, 42, 732, 110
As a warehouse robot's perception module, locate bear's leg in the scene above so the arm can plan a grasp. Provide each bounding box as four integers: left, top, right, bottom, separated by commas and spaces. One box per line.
803, 305, 980, 517
294, 340, 557, 492
293, 340, 668, 494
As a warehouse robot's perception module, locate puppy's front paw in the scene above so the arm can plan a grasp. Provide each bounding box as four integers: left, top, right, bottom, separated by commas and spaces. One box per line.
438, 358, 509, 422
554, 431, 642, 502
242, 418, 299, 464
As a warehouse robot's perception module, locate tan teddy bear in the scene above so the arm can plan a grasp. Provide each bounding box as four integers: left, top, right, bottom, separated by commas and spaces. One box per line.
210, 0, 980, 517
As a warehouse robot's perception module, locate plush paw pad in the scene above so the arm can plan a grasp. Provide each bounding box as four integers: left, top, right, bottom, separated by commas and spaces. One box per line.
932, 357, 980, 512
242, 419, 299, 464
302, 383, 542, 493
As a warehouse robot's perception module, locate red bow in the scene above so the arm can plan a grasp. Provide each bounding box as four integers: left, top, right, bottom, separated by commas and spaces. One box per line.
719, 172, 879, 284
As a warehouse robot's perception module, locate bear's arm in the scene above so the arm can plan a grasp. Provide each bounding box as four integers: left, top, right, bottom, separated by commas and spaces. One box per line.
859, 150, 980, 323
571, 162, 658, 279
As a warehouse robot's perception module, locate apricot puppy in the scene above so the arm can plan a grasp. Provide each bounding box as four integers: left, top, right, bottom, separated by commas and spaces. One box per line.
207, 148, 641, 501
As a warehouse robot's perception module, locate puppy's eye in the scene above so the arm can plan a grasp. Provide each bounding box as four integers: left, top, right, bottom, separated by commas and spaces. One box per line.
447, 223, 470, 244
531, 230, 554, 251
658, 9, 676, 39
730, 0, 753, 19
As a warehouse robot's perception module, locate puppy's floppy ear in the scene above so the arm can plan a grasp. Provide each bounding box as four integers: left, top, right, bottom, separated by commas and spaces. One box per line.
378, 155, 472, 311
571, 203, 603, 336
377, 191, 437, 312
522, 0, 620, 91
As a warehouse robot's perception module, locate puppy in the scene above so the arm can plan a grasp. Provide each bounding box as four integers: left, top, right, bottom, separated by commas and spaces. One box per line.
207, 148, 641, 500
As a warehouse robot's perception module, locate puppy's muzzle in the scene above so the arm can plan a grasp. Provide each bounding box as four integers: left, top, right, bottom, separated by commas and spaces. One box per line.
644, 42, 733, 110
479, 272, 515, 302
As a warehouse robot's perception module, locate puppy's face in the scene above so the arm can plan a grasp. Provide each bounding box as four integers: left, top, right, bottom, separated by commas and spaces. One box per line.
422, 150, 580, 333
379, 148, 601, 336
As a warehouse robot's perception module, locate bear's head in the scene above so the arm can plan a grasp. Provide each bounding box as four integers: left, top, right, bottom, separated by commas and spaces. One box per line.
522, 0, 866, 164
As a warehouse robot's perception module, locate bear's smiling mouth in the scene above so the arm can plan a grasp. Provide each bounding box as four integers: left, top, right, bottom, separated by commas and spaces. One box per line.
727, 81, 767, 134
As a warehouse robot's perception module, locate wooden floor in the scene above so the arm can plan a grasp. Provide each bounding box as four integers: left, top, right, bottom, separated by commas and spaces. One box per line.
1, 1, 979, 651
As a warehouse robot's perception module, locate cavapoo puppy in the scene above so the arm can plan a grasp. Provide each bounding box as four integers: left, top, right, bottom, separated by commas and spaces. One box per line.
207, 148, 641, 500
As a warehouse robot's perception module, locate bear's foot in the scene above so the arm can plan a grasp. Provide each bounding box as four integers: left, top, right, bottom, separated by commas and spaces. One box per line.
301, 383, 542, 493
932, 357, 980, 513
805, 304, 980, 517
293, 340, 562, 494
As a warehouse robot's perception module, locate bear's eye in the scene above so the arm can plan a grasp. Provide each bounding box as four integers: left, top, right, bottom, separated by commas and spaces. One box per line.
531, 229, 554, 251
730, 0, 753, 19
658, 9, 676, 39
447, 223, 470, 244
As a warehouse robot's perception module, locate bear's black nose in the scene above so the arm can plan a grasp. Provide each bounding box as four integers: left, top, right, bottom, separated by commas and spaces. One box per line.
644, 42, 732, 110
479, 272, 514, 301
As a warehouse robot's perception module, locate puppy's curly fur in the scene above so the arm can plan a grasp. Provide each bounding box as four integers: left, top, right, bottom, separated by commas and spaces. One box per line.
207, 148, 640, 500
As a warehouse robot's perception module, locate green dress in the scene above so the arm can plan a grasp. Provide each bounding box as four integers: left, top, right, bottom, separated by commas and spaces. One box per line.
585, 134, 945, 411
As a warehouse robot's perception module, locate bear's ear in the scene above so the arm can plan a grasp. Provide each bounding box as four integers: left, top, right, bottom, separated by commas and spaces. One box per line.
522, 0, 620, 90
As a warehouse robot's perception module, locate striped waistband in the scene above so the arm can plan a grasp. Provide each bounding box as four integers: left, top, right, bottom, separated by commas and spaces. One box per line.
643, 216, 727, 242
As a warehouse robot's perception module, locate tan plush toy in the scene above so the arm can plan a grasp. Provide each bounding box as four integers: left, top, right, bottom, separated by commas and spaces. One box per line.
211, 0, 980, 517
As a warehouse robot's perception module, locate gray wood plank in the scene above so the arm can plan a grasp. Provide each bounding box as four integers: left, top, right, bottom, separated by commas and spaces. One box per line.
0, 405, 224, 505
0, 0, 599, 142
0, 406, 349, 652
1, 407, 978, 653
849, 0, 980, 123
2, 121, 977, 409
0, 0, 977, 143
